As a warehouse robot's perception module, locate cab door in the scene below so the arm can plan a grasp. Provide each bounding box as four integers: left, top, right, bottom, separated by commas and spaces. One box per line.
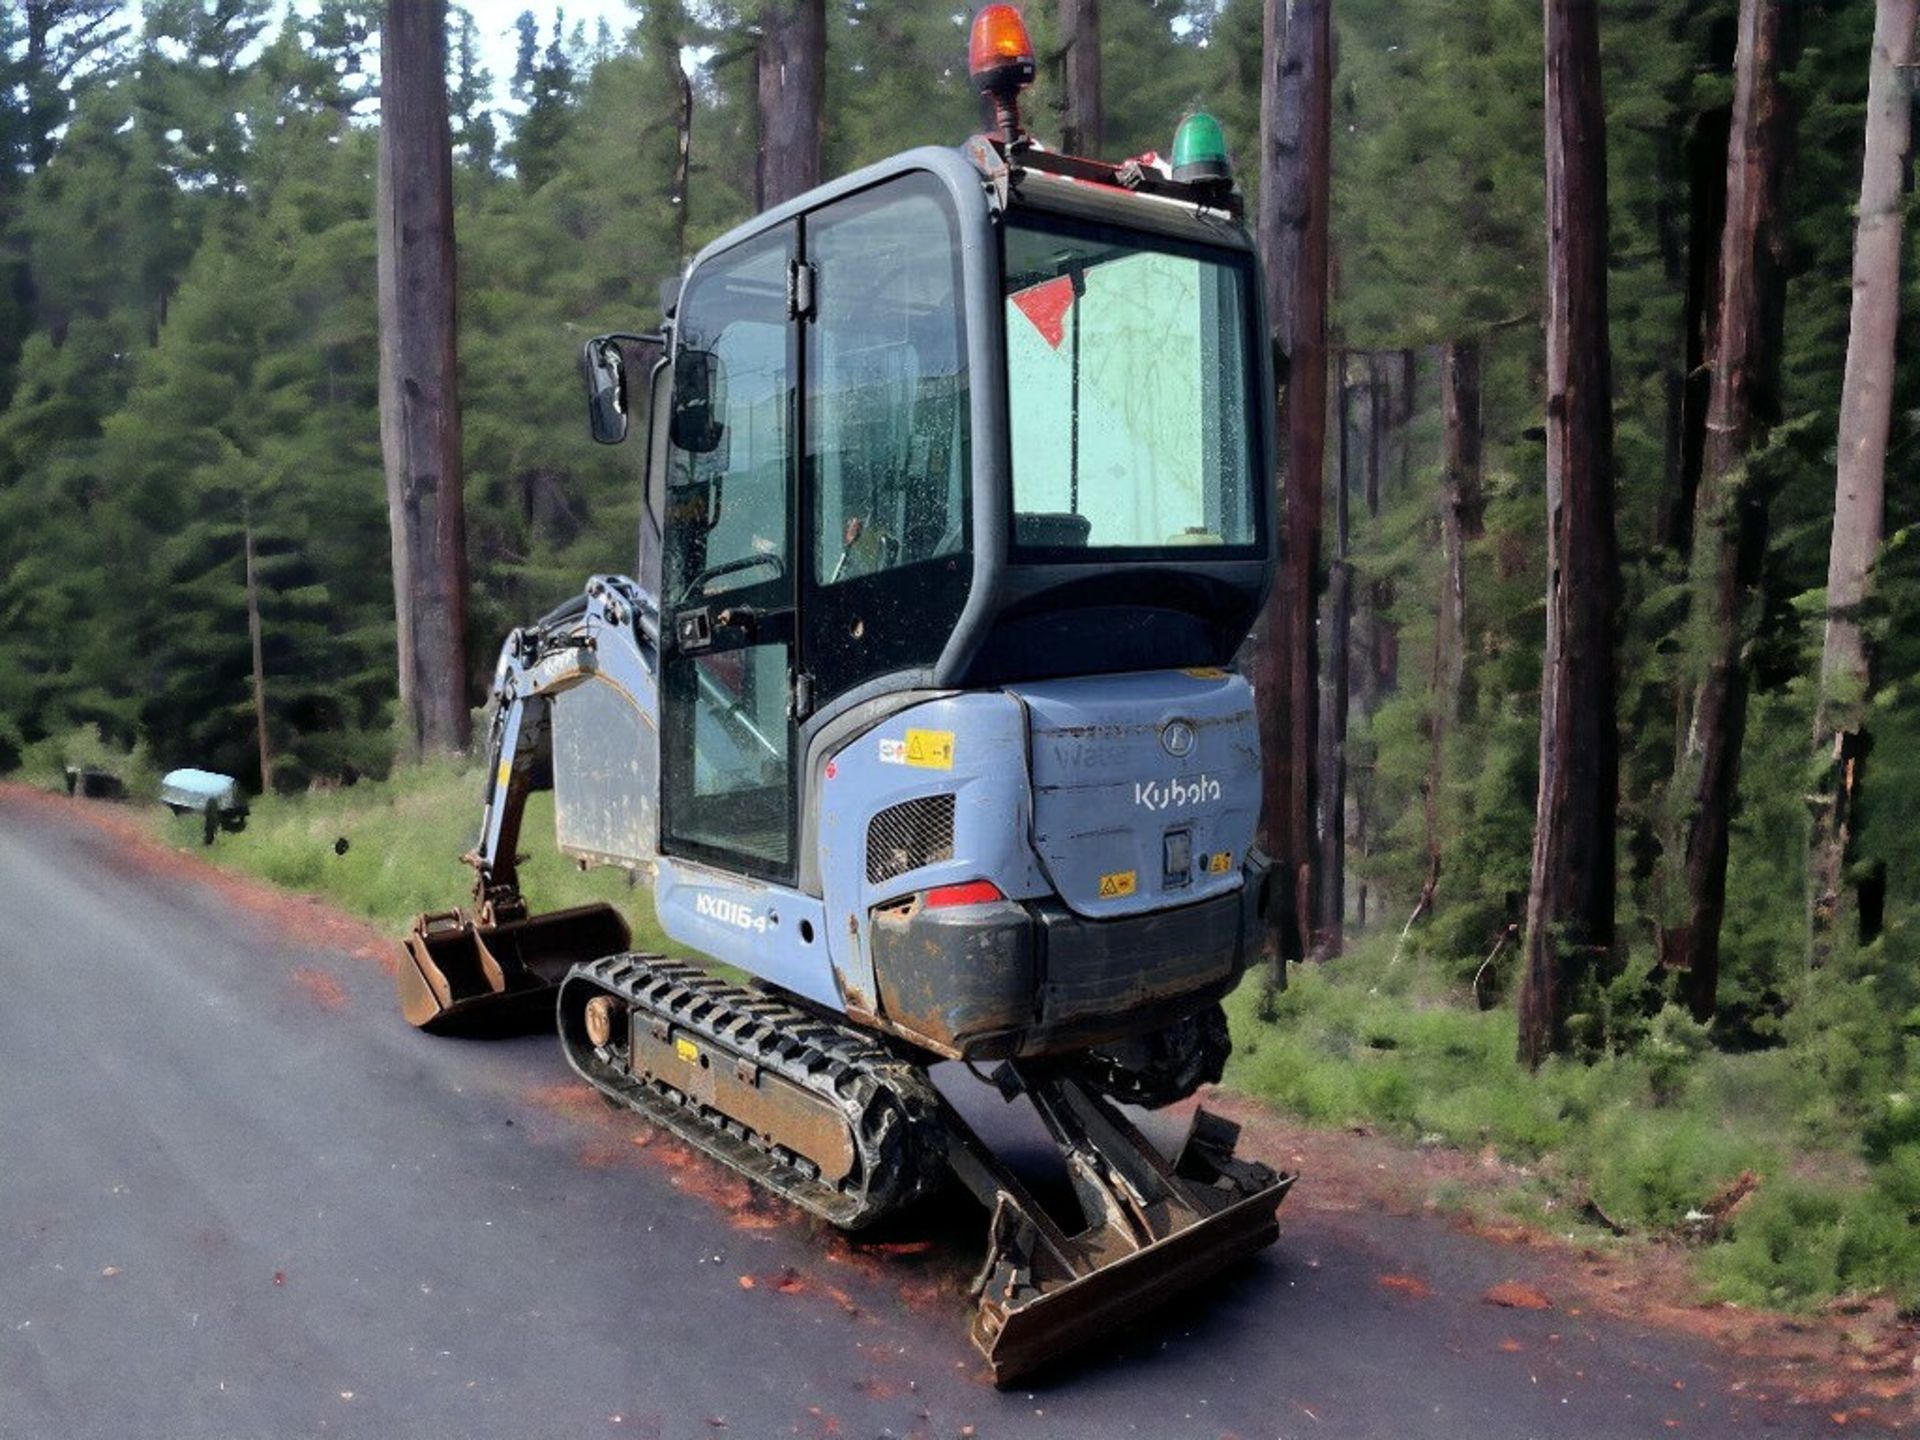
659, 226, 799, 882
801, 173, 972, 706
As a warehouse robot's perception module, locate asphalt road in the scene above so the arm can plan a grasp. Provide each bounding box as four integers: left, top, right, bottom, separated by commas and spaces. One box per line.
0, 791, 1859, 1439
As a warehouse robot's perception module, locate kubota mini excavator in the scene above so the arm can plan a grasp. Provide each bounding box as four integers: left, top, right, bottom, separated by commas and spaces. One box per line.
399, 3, 1292, 1382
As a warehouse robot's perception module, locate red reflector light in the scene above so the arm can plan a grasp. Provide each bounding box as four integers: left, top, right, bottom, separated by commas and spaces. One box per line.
924, 880, 1006, 908
969, 4, 1034, 82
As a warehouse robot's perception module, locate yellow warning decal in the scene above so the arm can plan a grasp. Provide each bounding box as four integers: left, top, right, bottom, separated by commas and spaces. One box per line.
903, 728, 955, 770
1206, 850, 1234, 875
496, 759, 512, 790
1180, 666, 1227, 679
673, 1037, 699, 1065
1097, 870, 1138, 899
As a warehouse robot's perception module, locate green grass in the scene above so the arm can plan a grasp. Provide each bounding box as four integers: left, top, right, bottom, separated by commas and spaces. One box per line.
149, 756, 672, 953
1225, 934, 1920, 1312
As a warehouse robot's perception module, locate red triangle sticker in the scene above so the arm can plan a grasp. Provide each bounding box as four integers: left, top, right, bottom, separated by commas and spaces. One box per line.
1011, 275, 1075, 350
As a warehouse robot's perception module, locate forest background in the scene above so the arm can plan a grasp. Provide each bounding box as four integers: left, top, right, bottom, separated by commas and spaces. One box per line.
3, 0, 1918, 1315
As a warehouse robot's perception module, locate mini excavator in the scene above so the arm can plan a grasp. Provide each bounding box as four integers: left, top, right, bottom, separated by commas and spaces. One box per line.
399, 4, 1293, 1382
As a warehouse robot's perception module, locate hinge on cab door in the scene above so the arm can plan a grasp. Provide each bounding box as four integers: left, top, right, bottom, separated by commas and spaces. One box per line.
787, 259, 816, 321
789, 669, 815, 721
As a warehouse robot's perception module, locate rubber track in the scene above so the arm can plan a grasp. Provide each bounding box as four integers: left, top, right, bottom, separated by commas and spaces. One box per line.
557, 954, 946, 1229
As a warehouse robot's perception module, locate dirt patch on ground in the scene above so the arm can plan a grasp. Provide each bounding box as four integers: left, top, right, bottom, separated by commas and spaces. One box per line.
1199, 1087, 1918, 1426
1376, 1272, 1432, 1300
1483, 1280, 1554, 1310
0, 783, 397, 975
520, 1073, 793, 1232
288, 966, 349, 1011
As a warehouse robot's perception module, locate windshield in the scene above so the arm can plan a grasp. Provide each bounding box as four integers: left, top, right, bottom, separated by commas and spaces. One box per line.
1003, 208, 1260, 555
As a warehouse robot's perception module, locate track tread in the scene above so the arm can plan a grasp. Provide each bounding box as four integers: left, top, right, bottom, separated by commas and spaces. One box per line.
558, 954, 944, 1229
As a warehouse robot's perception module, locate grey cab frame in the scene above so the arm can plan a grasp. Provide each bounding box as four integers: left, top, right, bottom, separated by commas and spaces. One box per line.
637, 145, 1278, 887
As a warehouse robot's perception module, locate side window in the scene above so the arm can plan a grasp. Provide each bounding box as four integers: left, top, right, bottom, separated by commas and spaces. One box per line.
665, 231, 792, 604
803, 177, 972, 703
807, 182, 969, 585
660, 227, 797, 880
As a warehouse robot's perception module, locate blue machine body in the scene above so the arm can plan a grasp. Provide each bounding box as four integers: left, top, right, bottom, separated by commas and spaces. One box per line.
478, 570, 1268, 1060
404, 118, 1303, 1391
467, 137, 1280, 1062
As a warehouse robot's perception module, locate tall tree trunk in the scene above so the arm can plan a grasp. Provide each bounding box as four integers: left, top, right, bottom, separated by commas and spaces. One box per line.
1349, 358, 1379, 932
1438, 340, 1483, 737
1246, 0, 1332, 978
657, 0, 694, 262
1365, 353, 1398, 703
1808, 0, 1916, 966
1059, 0, 1102, 157
754, 0, 824, 210
1317, 358, 1354, 957
378, 0, 471, 756
671, 66, 693, 260
1351, 361, 1378, 723
1420, 337, 1483, 919
1519, 0, 1621, 1068
1658, 0, 1795, 1019
244, 507, 272, 796
1661, 107, 1734, 559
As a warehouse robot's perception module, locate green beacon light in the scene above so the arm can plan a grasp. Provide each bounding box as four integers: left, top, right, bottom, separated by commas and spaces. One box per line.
1171, 111, 1231, 186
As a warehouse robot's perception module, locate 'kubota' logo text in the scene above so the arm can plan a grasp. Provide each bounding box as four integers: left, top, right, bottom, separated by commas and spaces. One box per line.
1134, 773, 1223, 812
695, 892, 769, 933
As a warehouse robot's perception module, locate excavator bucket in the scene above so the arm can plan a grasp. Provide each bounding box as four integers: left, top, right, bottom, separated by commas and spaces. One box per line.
946, 1075, 1293, 1385
398, 902, 631, 1034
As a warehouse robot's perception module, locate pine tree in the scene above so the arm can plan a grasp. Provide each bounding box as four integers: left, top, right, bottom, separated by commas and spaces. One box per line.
1656, 0, 1795, 1018
754, 0, 823, 207
1518, 0, 1621, 1067
448, 5, 498, 171
1057, 0, 1101, 156
825, 3, 973, 174
378, 0, 470, 755
510, 7, 578, 192
1247, 0, 1332, 975
1807, 0, 1916, 965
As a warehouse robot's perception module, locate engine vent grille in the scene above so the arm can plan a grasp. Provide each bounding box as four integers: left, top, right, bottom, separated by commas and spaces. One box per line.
866, 793, 956, 885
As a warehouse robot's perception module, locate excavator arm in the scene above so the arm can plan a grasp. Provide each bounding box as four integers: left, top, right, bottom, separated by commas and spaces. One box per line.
398, 578, 654, 1032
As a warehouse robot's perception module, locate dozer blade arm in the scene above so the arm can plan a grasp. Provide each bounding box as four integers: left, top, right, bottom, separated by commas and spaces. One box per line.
944, 1070, 1294, 1385
398, 590, 641, 1034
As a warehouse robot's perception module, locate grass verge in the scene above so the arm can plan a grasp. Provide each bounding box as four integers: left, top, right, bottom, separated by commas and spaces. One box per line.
1224, 933, 1920, 1313
144, 756, 672, 953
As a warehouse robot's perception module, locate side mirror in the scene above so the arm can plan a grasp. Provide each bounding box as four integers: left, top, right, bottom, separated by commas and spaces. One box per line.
669, 348, 726, 455
581, 337, 628, 445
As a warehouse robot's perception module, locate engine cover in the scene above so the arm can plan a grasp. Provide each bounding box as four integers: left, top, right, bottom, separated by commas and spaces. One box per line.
1009, 668, 1261, 919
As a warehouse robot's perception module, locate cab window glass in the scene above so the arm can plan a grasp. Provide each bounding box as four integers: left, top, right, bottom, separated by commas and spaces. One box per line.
800, 175, 973, 706
1003, 210, 1257, 553
807, 183, 969, 585
659, 227, 795, 880
666, 232, 791, 603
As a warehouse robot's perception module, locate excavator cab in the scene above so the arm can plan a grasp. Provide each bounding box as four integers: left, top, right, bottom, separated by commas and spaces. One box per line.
400, 4, 1292, 1382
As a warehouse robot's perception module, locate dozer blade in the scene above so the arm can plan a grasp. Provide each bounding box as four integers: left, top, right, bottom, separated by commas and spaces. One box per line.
947, 1075, 1295, 1385
398, 902, 630, 1034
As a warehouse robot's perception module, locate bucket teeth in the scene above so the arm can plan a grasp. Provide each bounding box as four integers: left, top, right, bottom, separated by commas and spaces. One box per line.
945, 1072, 1294, 1385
